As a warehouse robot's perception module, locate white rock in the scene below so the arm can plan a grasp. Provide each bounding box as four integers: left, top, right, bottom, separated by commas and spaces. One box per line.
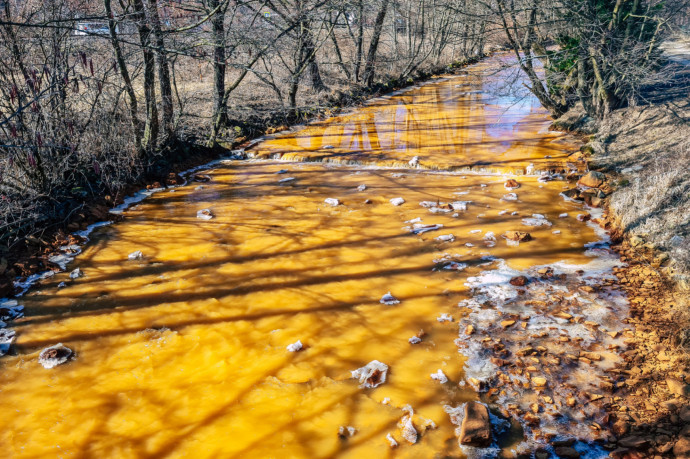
128, 251, 143, 261
484, 231, 496, 241
553, 230, 562, 234
498, 210, 508, 216
480, 184, 487, 188
357, 184, 367, 191
409, 156, 420, 167
409, 336, 422, 344
390, 197, 406, 206
405, 217, 422, 224
502, 193, 518, 201
69, 268, 83, 279
351, 360, 389, 388
276, 169, 289, 174
324, 198, 340, 207
559, 213, 569, 218
435, 234, 455, 242
430, 369, 449, 383
670, 235, 685, 247
470, 229, 482, 234
278, 177, 296, 183
382, 397, 391, 405
57, 282, 67, 289
323, 145, 335, 149
197, 209, 213, 220
511, 211, 519, 216
380, 292, 400, 305
465, 242, 474, 247
286, 340, 303, 352
38, 343, 73, 369
437, 313, 454, 323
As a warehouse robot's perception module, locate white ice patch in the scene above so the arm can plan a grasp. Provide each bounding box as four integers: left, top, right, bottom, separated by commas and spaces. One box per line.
324, 198, 340, 207
286, 340, 303, 352
351, 360, 389, 388
430, 369, 449, 383
197, 209, 214, 220
437, 313, 454, 323
128, 251, 143, 261
501, 193, 518, 201
435, 234, 455, 242
407, 223, 443, 235
390, 197, 405, 206
522, 214, 552, 227
278, 177, 296, 183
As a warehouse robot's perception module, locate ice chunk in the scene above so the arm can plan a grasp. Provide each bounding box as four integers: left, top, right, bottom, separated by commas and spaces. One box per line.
286, 340, 303, 352
357, 184, 367, 191
553, 230, 562, 234
390, 197, 405, 206
559, 213, 568, 218
451, 201, 469, 211
0, 329, 16, 356
278, 177, 296, 183
484, 232, 496, 241
386, 433, 398, 448
409, 156, 420, 167
38, 343, 73, 369
501, 193, 518, 201
435, 234, 455, 242
197, 209, 214, 220
323, 145, 335, 149
409, 336, 422, 344
498, 210, 508, 216
276, 169, 289, 174
442, 262, 468, 271
324, 198, 340, 206
470, 229, 482, 234
351, 360, 389, 388
405, 217, 422, 224
431, 369, 449, 383
0, 303, 24, 322
409, 223, 443, 234
399, 414, 418, 444
437, 313, 454, 323
58, 282, 67, 289
69, 268, 83, 279
380, 292, 400, 305
128, 251, 143, 261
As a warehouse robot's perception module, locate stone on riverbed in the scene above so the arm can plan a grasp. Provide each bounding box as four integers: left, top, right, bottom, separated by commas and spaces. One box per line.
459, 402, 492, 447
504, 179, 520, 190
504, 231, 532, 242
38, 343, 73, 369
390, 197, 405, 206
351, 360, 388, 388
430, 369, 449, 383
578, 171, 606, 188
69, 268, 83, 279
324, 198, 340, 207
128, 251, 143, 261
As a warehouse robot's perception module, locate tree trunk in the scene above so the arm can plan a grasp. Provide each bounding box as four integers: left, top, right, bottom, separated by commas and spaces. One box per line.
132, 0, 159, 152
104, 0, 143, 156
208, 0, 227, 145
362, 0, 390, 87
354, 0, 364, 82
147, 0, 174, 141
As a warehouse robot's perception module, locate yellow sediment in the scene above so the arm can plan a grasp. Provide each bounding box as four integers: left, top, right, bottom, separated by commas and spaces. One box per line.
0, 56, 596, 458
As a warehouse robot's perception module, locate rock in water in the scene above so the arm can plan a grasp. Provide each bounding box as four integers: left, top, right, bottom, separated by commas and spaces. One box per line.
128, 251, 143, 260
409, 156, 420, 167
578, 171, 606, 188
459, 402, 492, 447
324, 198, 340, 207
38, 343, 73, 369
0, 329, 16, 356
390, 197, 405, 206
504, 179, 520, 190
351, 360, 389, 388
196, 209, 214, 220
70, 268, 83, 279
380, 292, 400, 305
504, 231, 532, 242
399, 415, 418, 444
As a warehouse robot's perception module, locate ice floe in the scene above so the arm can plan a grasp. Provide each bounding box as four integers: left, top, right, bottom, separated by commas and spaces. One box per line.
351, 360, 389, 388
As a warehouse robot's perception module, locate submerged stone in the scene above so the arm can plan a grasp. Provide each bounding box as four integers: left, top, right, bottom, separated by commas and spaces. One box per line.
380, 292, 400, 305
196, 209, 214, 220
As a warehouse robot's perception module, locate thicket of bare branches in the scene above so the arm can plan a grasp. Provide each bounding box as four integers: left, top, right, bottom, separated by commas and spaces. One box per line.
1, 0, 687, 255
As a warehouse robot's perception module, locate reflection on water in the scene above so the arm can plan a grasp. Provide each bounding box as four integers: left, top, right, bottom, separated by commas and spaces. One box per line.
249, 59, 580, 174
0, 56, 622, 458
